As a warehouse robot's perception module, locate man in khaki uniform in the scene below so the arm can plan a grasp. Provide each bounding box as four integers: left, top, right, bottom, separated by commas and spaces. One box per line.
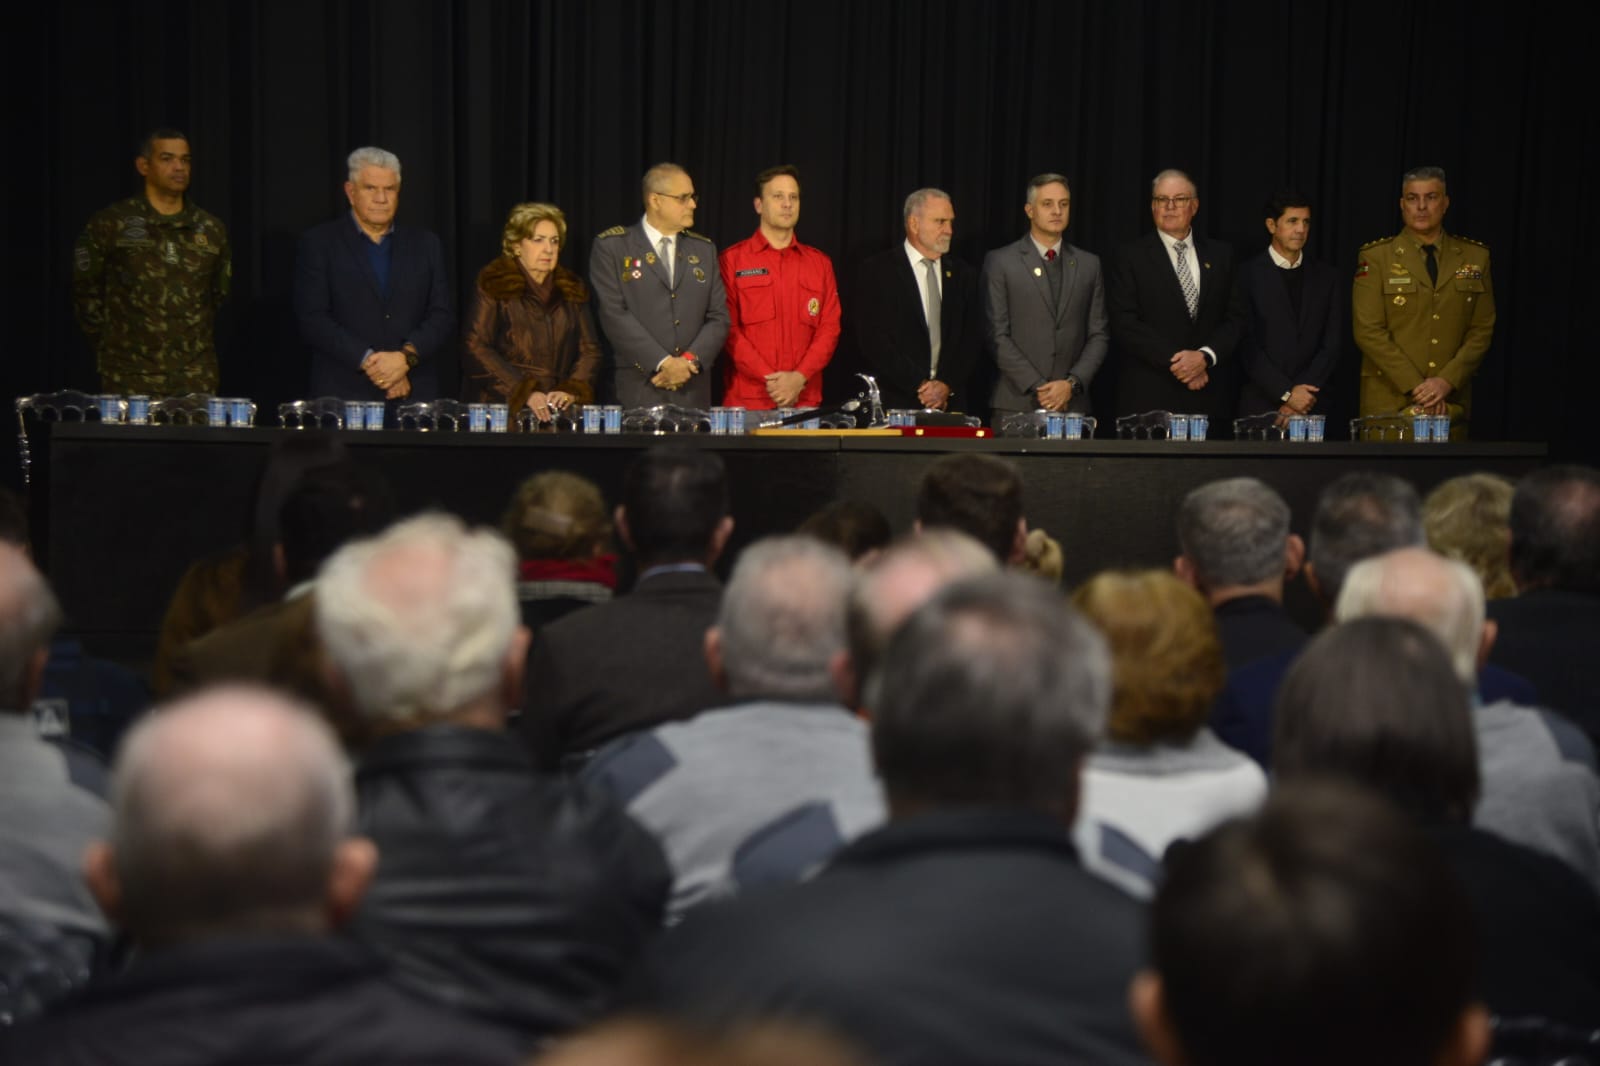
1352, 166, 1493, 436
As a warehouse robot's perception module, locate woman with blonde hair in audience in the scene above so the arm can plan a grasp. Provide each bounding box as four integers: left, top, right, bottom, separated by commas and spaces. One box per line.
1424, 473, 1516, 599
465, 202, 601, 423
502, 471, 615, 632
1070, 570, 1266, 897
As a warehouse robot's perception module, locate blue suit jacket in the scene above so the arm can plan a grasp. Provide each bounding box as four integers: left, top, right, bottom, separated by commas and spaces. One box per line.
293, 214, 454, 400
1235, 249, 1343, 417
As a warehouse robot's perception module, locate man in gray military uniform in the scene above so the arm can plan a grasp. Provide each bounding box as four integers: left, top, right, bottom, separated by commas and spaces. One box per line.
73, 128, 230, 396
590, 163, 728, 409
983, 172, 1109, 416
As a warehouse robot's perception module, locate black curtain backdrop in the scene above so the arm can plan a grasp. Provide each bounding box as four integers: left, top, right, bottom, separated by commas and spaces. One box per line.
11, 0, 1598, 477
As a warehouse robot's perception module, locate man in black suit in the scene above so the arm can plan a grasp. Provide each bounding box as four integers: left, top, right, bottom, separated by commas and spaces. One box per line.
1235, 191, 1343, 420
520, 446, 733, 773
1108, 169, 1246, 429
849, 188, 983, 411
293, 146, 454, 402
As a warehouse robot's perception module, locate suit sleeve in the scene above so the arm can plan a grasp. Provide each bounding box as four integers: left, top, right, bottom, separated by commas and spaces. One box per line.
985, 251, 1043, 395
850, 258, 927, 400
1440, 252, 1494, 390
1074, 258, 1110, 387
1302, 266, 1345, 390
1203, 250, 1246, 361
1236, 264, 1293, 399
685, 251, 728, 372
794, 255, 842, 383
293, 228, 370, 371
1351, 249, 1425, 395
403, 232, 456, 363
589, 235, 673, 373
72, 213, 111, 345
1107, 244, 1184, 372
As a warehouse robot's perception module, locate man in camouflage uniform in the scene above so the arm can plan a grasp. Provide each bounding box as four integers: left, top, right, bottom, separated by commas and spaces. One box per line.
1352, 165, 1493, 437
73, 129, 230, 396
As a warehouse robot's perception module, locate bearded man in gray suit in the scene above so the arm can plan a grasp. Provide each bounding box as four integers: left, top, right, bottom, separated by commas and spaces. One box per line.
983, 173, 1109, 416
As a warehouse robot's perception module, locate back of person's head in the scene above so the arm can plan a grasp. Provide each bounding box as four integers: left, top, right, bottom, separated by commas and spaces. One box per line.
1133, 780, 1486, 1066
1273, 617, 1480, 823
277, 462, 395, 586
1176, 477, 1294, 589
502, 470, 612, 561
711, 536, 854, 703
871, 572, 1110, 822
89, 685, 370, 948
915, 454, 1025, 564
621, 446, 730, 567
1424, 473, 1516, 599
0, 542, 61, 711
1335, 547, 1484, 686
798, 499, 893, 563
537, 1018, 870, 1066
1508, 464, 1600, 595
315, 513, 522, 725
1073, 570, 1225, 746
846, 531, 997, 705
244, 433, 349, 602
1307, 472, 1423, 605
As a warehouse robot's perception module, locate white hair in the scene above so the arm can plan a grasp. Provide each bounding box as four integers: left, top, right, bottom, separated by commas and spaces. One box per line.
347, 146, 402, 184
1335, 547, 1484, 685
316, 513, 519, 723
718, 535, 855, 702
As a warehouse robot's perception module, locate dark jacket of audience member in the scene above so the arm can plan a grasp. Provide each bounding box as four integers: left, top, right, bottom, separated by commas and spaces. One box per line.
521, 447, 731, 771
1274, 618, 1600, 1027
630, 575, 1150, 1066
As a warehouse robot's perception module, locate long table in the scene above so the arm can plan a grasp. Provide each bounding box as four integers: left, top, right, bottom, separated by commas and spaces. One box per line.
31, 423, 1547, 664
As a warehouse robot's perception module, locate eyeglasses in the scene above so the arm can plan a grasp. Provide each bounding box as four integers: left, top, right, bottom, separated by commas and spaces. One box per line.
1152, 196, 1195, 208
658, 191, 699, 204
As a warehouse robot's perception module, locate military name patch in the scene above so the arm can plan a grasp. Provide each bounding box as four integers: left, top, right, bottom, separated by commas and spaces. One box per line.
736, 268, 768, 277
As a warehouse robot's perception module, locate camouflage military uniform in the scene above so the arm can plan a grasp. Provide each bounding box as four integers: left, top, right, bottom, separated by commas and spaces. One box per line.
73, 197, 230, 395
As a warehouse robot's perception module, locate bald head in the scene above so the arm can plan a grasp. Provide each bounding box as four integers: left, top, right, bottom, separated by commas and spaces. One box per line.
1334, 547, 1485, 685
96, 686, 364, 946
0, 541, 61, 709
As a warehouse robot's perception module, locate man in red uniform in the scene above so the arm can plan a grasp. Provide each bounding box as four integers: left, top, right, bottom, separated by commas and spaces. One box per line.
719, 166, 842, 410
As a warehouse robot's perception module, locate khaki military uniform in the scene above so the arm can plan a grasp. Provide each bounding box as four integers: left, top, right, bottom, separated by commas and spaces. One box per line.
1351, 230, 1493, 432
73, 196, 230, 396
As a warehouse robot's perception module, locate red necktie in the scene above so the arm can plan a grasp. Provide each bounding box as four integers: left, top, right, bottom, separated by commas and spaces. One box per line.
1045, 248, 1057, 262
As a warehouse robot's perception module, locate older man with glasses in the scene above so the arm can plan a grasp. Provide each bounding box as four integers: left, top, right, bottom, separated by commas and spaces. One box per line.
590, 162, 728, 409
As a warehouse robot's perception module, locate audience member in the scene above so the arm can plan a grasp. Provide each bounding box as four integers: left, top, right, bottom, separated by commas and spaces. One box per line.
1337, 547, 1600, 892
1130, 780, 1489, 1066
1211, 470, 1431, 764
1489, 464, 1600, 745
797, 499, 893, 565
1274, 618, 1600, 1026
0, 543, 109, 942
630, 573, 1149, 1065
1174, 477, 1306, 670
502, 470, 617, 632
584, 536, 882, 920
1072, 571, 1266, 897
169, 462, 394, 747
522, 446, 732, 772
318, 514, 668, 1041
150, 433, 347, 693
844, 530, 997, 708
537, 1018, 869, 1066
1424, 472, 1517, 599
915, 453, 1026, 564
0, 686, 521, 1065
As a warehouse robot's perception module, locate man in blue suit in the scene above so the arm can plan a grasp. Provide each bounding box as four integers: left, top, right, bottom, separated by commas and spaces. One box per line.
293, 147, 454, 402
1235, 191, 1343, 421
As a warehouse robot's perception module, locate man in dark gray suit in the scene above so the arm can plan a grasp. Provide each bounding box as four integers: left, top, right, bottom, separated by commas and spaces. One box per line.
983, 173, 1109, 416
589, 163, 729, 409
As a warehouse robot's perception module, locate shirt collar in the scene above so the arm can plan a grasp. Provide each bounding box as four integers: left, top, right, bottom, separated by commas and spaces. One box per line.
750, 228, 803, 254
904, 238, 939, 269
1030, 235, 1063, 260
1267, 244, 1303, 270
350, 209, 394, 240
641, 216, 676, 252
1156, 228, 1193, 254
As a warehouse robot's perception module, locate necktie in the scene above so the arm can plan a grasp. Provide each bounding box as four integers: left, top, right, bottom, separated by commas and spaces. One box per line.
1045, 248, 1057, 262
1044, 248, 1061, 306
922, 257, 942, 377
1421, 243, 1438, 287
659, 236, 674, 287
1173, 240, 1199, 321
